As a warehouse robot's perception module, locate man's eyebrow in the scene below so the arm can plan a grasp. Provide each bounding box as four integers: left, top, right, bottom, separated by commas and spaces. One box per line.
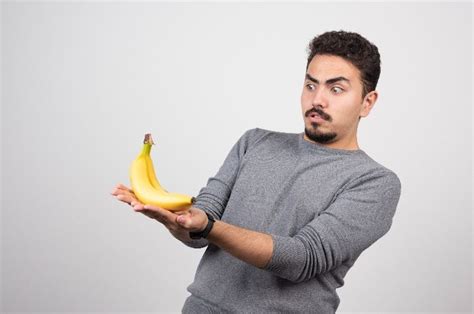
305, 73, 351, 86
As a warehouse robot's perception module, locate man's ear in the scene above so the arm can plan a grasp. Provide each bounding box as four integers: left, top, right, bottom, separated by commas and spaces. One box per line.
359, 90, 378, 118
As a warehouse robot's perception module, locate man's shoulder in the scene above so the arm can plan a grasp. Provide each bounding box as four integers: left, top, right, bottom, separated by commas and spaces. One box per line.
239, 127, 298, 151
349, 153, 402, 192
358, 152, 399, 177
242, 127, 290, 136
242, 127, 296, 142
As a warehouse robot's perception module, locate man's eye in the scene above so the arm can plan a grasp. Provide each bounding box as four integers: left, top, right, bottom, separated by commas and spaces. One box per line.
332, 86, 344, 94
306, 84, 315, 90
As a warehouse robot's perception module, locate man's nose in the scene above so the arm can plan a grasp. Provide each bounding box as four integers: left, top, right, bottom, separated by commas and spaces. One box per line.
311, 87, 328, 108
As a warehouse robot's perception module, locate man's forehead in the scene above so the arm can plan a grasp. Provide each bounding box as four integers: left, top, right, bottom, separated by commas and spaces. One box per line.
307, 55, 360, 81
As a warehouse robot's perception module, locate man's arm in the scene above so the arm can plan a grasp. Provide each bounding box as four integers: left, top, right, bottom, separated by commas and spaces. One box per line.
262, 170, 402, 282
124, 167, 401, 284
140, 169, 401, 283
199, 219, 273, 268
177, 127, 266, 249
135, 204, 273, 268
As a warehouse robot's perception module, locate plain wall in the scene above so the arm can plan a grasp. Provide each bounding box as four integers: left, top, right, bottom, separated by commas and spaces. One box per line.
1, 2, 472, 313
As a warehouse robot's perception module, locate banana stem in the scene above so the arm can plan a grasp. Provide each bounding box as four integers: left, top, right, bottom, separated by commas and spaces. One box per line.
141, 134, 155, 155
144, 133, 155, 145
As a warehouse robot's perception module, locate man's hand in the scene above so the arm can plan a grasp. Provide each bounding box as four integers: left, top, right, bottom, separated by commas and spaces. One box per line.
111, 183, 273, 269
110, 183, 137, 206
110, 183, 155, 220
111, 183, 208, 242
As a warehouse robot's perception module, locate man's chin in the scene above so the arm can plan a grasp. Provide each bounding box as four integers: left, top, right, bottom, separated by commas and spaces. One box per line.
304, 127, 337, 144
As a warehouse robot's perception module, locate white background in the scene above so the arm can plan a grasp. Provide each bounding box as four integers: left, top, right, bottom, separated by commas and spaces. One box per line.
1, 2, 472, 313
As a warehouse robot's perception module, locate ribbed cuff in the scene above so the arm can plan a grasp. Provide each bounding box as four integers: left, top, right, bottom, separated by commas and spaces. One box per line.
263, 234, 305, 282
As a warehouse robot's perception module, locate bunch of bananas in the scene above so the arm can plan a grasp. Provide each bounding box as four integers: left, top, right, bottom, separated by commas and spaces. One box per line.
129, 133, 195, 211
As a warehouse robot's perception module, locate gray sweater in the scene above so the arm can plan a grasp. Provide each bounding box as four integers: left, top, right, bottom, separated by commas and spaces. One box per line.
181, 128, 402, 313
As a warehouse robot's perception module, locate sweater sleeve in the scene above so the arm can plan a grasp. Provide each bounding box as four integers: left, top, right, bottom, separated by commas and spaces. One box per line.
180, 127, 264, 249
263, 170, 402, 282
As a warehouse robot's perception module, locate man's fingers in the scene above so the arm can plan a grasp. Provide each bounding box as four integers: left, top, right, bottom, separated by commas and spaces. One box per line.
143, 204, 178, 222
111, 183, 133, 195
111, 187, 135, 199
116, 194, 141, 207
128, 201, 189, 229
174, 209, 191, 215
115, 193, 169, 226
132, 202, 145, 211
115, 194, 132, 205
136, 208, 169, 226
117, 183, 133, 192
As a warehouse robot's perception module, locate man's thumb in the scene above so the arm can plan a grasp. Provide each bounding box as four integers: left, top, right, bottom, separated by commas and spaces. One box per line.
177, 215, 186, 225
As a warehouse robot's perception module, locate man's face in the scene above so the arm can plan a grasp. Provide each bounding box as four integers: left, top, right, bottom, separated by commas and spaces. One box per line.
301, 54, 368, 147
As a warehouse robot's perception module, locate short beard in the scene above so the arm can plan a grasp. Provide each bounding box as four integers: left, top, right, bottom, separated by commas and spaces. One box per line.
304, 124, 337, 144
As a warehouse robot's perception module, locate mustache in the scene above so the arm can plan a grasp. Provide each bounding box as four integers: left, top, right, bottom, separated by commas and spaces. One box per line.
305, 107, 331, 121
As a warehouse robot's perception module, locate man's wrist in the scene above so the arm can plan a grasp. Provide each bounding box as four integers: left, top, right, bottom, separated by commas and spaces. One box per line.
189, 212, 215, 239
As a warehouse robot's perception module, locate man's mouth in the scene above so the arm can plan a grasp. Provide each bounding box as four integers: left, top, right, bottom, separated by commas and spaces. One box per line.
309, 112, 325, 121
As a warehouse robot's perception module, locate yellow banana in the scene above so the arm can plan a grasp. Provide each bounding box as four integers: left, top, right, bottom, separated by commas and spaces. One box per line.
142, 135, 168, 193
129, 133, 195, 211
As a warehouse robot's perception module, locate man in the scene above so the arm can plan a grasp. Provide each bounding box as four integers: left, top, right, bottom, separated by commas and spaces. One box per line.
112, 30, 402, 313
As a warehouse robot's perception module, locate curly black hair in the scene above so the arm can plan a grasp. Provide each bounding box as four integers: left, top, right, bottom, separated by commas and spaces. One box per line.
306, 30, 381, 98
